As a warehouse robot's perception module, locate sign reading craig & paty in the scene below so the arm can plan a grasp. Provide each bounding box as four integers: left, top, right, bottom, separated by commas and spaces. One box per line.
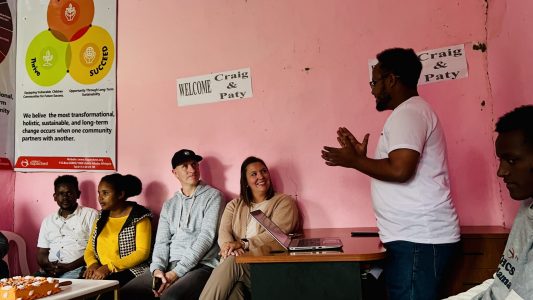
177, 67, 253, 107
368, 44, 468, 85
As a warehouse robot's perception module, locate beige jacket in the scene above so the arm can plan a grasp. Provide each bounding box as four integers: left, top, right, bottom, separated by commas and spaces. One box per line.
218, 193, 299, 251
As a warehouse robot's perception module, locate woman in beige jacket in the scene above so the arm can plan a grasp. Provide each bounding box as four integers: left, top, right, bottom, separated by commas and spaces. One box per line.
200, 156, 299, 300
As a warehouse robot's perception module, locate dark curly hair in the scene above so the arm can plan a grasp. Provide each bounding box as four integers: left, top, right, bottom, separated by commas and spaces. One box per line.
54, 175, 79, 191
376, 48, 422, 88
100, 173, 142, 199
496, 105, 533, 147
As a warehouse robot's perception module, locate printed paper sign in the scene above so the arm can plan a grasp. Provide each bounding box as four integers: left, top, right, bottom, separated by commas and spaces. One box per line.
14, 0, 117, 172
0, 0, 16, 170
177, 67, 253, 106
368, 44, 468, 85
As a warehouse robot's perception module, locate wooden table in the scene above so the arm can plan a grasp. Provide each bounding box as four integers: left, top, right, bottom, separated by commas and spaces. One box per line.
444, 226, 510, 296
43, 279, 119, 300
236, 228, 386, 300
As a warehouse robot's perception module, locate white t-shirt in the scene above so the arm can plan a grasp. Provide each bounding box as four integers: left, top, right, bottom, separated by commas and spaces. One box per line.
37, 205, 98, 263
246, 200, 270, 239
371, 96, 460, 244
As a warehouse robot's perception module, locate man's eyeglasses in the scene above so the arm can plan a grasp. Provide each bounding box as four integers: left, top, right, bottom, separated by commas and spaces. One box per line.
369, 77, 386, 88
369, 73, 399, 88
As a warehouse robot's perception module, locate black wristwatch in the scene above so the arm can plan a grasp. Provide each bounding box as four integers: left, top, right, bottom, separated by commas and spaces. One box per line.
241, 238, 249, 250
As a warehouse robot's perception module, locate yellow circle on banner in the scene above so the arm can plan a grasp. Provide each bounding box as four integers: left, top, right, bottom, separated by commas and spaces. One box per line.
25, 30, 69, 86
69, 26, 114, 84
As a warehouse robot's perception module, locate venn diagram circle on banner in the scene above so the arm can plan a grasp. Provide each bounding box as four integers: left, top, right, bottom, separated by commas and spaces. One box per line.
47, 0, 94, 42
25, 30, 69, 86
0, 0, 14, 64
70, 26, 115, 84
25, 0, 115, 86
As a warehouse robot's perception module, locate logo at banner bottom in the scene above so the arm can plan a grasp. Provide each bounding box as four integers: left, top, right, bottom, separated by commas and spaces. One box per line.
15, 156, 114, 170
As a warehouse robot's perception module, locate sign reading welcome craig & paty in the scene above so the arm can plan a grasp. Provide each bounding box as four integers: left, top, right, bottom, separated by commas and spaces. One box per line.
177, 67, 253, 107
368, 44, 468, 85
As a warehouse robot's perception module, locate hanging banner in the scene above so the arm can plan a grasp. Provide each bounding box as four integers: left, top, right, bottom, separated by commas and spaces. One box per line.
177, 67, 253, 107
14, 0, 116, 172
0, 0, 16, 170
368, 44, 468, 85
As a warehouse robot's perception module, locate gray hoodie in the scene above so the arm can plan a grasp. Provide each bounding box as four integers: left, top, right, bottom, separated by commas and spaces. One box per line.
150, 182, 224, 277
473, 198, 533, 300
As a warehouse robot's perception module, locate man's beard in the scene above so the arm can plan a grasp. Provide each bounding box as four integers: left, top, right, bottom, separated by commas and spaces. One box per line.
375, 91, 392, 111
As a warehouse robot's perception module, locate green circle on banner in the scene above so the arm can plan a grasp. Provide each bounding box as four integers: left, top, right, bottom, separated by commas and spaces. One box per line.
69, 26, 115, 85
25, 30, 69, 86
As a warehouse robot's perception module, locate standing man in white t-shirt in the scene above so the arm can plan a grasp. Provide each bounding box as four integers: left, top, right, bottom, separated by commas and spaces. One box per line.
322, 48, 460, 300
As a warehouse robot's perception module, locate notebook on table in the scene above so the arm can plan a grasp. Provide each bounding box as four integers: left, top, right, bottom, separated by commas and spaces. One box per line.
250, 210, 343, 251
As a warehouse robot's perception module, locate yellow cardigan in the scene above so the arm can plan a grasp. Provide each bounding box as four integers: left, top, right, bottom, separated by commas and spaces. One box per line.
84, 216, 151, 272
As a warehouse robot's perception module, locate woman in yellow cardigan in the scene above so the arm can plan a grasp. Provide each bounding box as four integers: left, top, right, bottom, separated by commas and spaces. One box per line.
84, 173, 152, 290
200, 156, 299, 300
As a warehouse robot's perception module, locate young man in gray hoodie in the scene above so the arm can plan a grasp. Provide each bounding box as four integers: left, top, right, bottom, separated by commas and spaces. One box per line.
121, 149, 224, 300
446, 105, 533, 300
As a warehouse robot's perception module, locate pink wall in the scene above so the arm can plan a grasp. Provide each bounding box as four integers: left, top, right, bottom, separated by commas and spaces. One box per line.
0, 170, 14, 231
10, 0, 530, 272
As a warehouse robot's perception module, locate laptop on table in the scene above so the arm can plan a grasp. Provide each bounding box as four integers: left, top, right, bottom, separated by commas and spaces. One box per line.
250, 210, 343, 251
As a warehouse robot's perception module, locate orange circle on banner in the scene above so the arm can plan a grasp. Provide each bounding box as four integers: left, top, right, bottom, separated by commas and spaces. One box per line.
69, 26, 114, 84
47, 0, 94, 42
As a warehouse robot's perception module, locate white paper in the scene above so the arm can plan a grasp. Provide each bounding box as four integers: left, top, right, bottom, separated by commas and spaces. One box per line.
177, 67, 253, 106
368, 44, 468, 85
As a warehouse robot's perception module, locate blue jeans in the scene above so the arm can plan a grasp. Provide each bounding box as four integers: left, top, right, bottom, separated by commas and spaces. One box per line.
35, 266, 85, 279
383, 241, 459, 300
59, 266, 84, 279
